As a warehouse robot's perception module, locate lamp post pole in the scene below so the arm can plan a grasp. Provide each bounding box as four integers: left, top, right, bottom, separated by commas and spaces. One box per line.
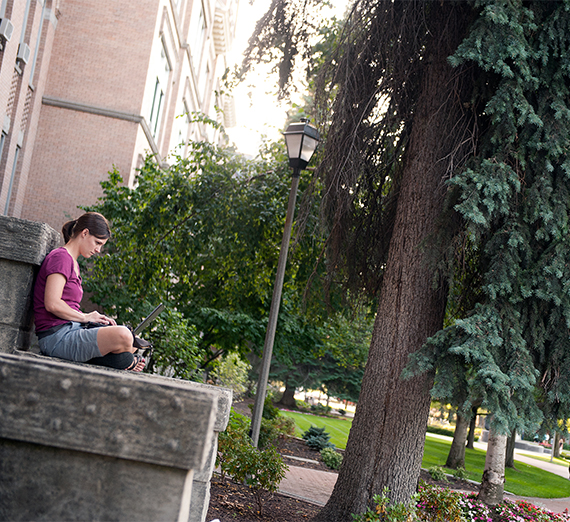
249, 118, 318, 448
250, 169, 300, 447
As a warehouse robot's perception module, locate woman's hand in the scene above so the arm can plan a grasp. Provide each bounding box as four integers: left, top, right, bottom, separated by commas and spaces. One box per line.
83, 311, 117, 325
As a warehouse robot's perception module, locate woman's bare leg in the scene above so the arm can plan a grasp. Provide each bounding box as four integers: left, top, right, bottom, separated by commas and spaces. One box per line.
96, 326, 135, 356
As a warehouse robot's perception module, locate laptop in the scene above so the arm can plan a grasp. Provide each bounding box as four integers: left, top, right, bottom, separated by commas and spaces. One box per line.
132, 303, 164, 335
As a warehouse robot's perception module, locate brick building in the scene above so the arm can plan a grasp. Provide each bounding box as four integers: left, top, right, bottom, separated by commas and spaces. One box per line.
0, 0, 237, 230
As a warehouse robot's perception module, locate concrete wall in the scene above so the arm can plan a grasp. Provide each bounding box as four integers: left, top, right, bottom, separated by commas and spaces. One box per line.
0, 215, 232, 521
0, 353, 220, 521
0, 215, 60, 351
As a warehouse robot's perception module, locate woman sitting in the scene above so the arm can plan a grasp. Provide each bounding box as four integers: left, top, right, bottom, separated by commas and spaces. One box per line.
33, 212, 145, 371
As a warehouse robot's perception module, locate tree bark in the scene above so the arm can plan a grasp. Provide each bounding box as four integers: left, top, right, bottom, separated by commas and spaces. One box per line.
277, 381, 297, 408
446, 411, 469, 469
505, 428, 517, 469
312, 6, 470, 520
554, 431, 562, 459
478, 427, 507, 506
466, 406, 478, 449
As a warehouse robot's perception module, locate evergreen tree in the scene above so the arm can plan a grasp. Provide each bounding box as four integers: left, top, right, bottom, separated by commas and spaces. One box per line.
244, 0, 570, 515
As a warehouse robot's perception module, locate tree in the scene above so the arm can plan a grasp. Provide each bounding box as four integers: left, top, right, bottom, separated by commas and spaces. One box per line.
478, 427, 507, 506
244, 0, 570, 516
84, 136, 328, 377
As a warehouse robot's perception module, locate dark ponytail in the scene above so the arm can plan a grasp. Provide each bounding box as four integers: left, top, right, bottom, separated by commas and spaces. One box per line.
62, 212, 111, 243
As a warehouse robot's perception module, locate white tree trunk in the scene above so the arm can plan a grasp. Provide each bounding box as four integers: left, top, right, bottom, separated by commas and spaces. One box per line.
478, 426, 507, 505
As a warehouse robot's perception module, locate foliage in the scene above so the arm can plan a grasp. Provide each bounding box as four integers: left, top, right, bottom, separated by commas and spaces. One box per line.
311, 403, 332, 415
426, 424, 480, 443
210, 352, 251, 398
406, 0, 570, 435
83, 138, 336, 379
423, 435, 570, 499
249, 396, 280, 421
351, 488, 419, 522
426, 425, 456, 438
451, 467, 469, 481
247, 399, 296, 448
321, 447, 343, 470
302, 425, 335, 451
427, 467, 448, 483
355, 483, 570, 522
216, 409, 288, 514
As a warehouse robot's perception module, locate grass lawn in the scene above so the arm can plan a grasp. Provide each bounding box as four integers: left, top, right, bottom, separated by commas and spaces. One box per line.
280, 410, 352, 449
280, 410, 570, 498
423, 435, 570, 498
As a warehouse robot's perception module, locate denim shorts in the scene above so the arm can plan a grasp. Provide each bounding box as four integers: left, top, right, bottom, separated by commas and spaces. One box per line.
38, 322, 102, 362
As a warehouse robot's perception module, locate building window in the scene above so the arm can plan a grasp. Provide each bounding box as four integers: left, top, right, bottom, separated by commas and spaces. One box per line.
190, 2, 206, 67
148, 38, 172, 139
4, 144, 19, 215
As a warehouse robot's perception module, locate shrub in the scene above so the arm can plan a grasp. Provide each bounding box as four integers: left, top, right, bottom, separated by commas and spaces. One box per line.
425, 424, 480, 442
452, 467, 468, 481
353, 483, 568, 522
416, 481, 465, 521
338, 408, 347, 416
311, 403, 332, 415
427, 466, 448, 482
271, 413, 296, 437
216, 409, 288, 515
248, 395, 280, 420
351, 487, 418, 522
302, 425, 335, 451
321, 447, 343, 470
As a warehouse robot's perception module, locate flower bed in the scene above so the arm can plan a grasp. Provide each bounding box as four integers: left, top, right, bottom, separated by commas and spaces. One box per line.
354, 483, 570, 521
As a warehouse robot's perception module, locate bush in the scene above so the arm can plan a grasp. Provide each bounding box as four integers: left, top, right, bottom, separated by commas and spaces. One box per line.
352, 487, 418, 522
311, 403, 332, 415
249, 396, 280, 420
258, 417, 282, 449
427, 466, 448, 482
302, 425, 335, 451
416, 481, 465, 521
452, 467, 469, 481
425, 424, 480, 442
321, 447, 343, 470
216, 409, 288, 515
338, 408, 347, 416
353, 483, 567, 522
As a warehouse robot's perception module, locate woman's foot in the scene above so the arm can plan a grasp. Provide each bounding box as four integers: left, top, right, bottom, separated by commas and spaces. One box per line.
126, 354, 146, 372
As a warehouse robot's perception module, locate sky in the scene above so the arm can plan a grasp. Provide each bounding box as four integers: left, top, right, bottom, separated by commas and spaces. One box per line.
225, 0, 289, 156
225, 0, 347, 157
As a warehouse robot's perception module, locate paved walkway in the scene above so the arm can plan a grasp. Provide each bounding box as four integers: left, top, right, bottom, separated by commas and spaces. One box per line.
278, 459, 570, 514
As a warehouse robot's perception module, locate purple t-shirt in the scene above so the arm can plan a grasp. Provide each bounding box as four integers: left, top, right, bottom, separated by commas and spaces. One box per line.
33, 247, 83, 331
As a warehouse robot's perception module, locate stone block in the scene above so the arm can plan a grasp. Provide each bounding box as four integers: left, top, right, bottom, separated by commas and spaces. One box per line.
0, 353, 218, 521
0, 216, 59, 352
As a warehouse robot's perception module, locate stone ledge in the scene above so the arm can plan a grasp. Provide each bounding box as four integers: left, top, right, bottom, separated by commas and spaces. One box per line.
15, 350, 233, 432
0, 216, 60, 265
0, 353, 218, 471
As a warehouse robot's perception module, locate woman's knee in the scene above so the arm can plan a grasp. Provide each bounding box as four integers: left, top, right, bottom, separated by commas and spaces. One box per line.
114, 326, 134, 349
97, 325, 134, 354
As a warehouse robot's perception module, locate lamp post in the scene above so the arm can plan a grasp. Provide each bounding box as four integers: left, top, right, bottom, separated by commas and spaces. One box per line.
250, 118, 320, 447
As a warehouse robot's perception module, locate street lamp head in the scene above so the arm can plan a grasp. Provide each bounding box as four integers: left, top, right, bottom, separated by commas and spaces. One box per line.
283, 118, 320, 174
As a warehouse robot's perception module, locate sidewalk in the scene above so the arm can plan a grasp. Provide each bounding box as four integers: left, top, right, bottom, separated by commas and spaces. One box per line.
278, 463, 570, 514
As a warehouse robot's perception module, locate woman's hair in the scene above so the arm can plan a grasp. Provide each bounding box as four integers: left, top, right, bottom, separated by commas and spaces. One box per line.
62, 212, 111, 243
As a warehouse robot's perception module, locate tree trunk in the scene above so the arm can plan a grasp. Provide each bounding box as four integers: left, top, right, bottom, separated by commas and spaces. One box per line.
446, 411, 469, 469
505, 428, 517, 469
478, 427, 507, 506
554, 431, 562, 459
466, 406, 478, 449
312, 7, 470, 520
277, 381, 297, 408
